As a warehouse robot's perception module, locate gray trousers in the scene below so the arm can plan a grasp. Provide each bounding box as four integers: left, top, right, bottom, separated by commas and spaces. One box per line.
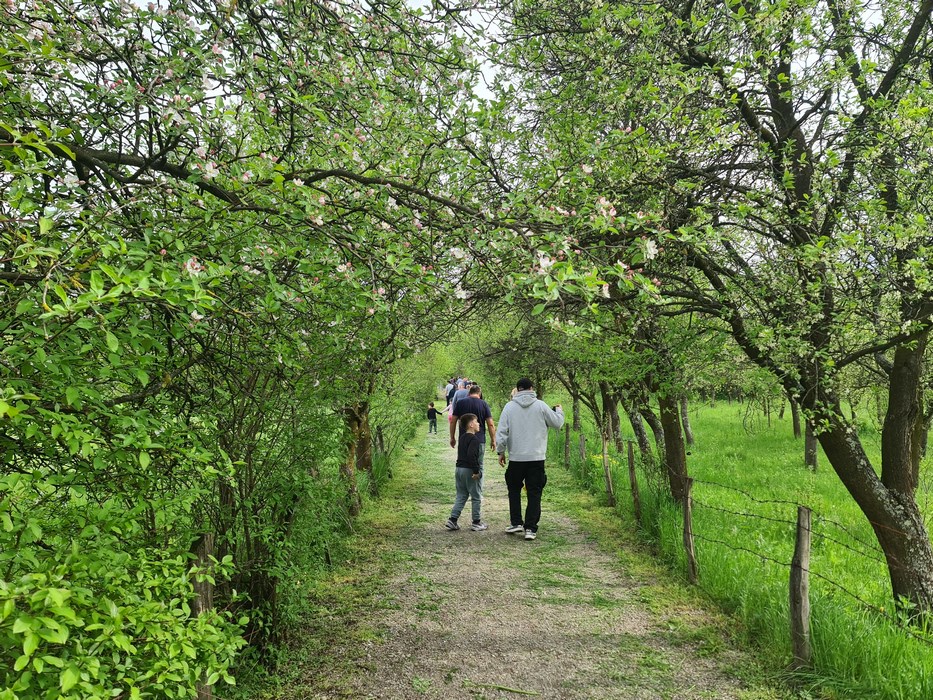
450, 468, 483, 522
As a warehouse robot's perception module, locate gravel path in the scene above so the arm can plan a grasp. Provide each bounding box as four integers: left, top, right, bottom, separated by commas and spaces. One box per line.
334, 431, 787, 700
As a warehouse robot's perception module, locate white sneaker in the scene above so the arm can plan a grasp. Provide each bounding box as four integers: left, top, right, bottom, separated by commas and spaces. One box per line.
445, 518, 460, 531
505, 524, 524, 534
470, 522, 488, 531
524, 530, 536, 541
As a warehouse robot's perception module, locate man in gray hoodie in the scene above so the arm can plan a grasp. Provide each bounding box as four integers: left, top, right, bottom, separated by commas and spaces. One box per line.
496, 378, 564, 540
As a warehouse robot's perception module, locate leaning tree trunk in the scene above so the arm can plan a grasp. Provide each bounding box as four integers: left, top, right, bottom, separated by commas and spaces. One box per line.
626, 406, 654, 468
679, 395, 695, 447
658, 394, 688, 503
641, 404, 666, 463
599, 381, 624, 453
609, 398, 624, 453
815, 337, 933, 613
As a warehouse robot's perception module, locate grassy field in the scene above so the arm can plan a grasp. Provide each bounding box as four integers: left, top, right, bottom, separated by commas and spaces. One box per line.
552, 398, 933, 700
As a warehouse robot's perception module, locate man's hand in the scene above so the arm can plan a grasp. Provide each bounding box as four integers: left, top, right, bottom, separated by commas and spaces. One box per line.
490, 441, 497, 452
450, 438, 456, 448
498, 454, 506, 467
472, 472, 480, 481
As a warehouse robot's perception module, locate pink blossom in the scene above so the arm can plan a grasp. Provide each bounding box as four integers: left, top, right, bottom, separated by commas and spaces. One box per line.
159, 248, 167, 256
212, 43, 222, 55
183, 257, 205, 275
241, 170, 253, 182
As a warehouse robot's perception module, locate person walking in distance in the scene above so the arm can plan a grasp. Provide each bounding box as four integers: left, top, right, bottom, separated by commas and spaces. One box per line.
496, 378, 564, 541
426, 402, 442, 434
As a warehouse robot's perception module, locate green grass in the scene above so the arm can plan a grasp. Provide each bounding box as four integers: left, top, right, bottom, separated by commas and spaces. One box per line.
551, 399, 933, 700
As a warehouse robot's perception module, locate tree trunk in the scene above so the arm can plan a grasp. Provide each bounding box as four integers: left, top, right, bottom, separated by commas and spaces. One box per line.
818, 404, 933, 612
626, 406, 654, 468
563, 422, 570, 469
599, 381, 624, 452
641, 404, 666, 463
805, 421, 818, 471
882, 340, 928, 503
342, 408, 363, 516
679, 395, 695, 447
610, 397, 624, 453
355, 402, 373, 480
191, 533, 215, 700
572, 393, 582, 431
790, 394, 802, 439
659, 394, 688, 503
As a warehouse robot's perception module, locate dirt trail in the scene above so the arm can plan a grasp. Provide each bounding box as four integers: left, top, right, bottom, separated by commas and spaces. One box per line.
329, 431, 787, 700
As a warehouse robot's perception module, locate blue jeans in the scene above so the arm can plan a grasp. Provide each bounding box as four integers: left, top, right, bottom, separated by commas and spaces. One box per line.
450, 468, 483, 522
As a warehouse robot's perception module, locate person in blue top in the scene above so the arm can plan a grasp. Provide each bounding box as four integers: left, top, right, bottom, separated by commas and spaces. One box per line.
496, 377, 564, 541
445, 413, 488, 532
449, 384, 496, 470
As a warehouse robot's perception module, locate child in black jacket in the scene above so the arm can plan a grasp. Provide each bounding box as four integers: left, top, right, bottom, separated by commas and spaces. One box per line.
445, 413, 487, 531
426, 402, 442, 434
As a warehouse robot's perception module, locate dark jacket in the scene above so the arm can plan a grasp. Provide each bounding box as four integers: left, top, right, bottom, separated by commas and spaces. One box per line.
456, 432, 482, 474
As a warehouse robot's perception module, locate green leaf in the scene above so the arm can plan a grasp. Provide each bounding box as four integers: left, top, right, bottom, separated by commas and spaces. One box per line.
105, 332, 119, 353
60, 664, 80, 692
14, 655, 29, 672
12, 617, 32, 634
531, 303, 546, 315
139, 451, 151, 469
15, 297, 33, 315
22, 631, 39, 656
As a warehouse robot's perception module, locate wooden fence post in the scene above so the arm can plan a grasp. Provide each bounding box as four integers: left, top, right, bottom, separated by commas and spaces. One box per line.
600, 429, 616, 507
683, 478, 698, 584
563, 422, 570, 469
191, 533, 215, 700
627, 440, 642, 525
578, 433, 586, 463
790, 506, 812, 669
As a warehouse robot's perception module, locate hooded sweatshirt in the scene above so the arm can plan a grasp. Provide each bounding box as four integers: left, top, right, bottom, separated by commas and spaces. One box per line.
495, 390, 564, 462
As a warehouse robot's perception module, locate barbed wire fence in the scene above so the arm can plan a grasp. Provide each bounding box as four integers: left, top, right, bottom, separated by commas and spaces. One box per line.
557, 431, 933, 666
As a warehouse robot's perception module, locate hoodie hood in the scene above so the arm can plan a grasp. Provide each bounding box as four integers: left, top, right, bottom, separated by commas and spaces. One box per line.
512, 390, 538, 408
